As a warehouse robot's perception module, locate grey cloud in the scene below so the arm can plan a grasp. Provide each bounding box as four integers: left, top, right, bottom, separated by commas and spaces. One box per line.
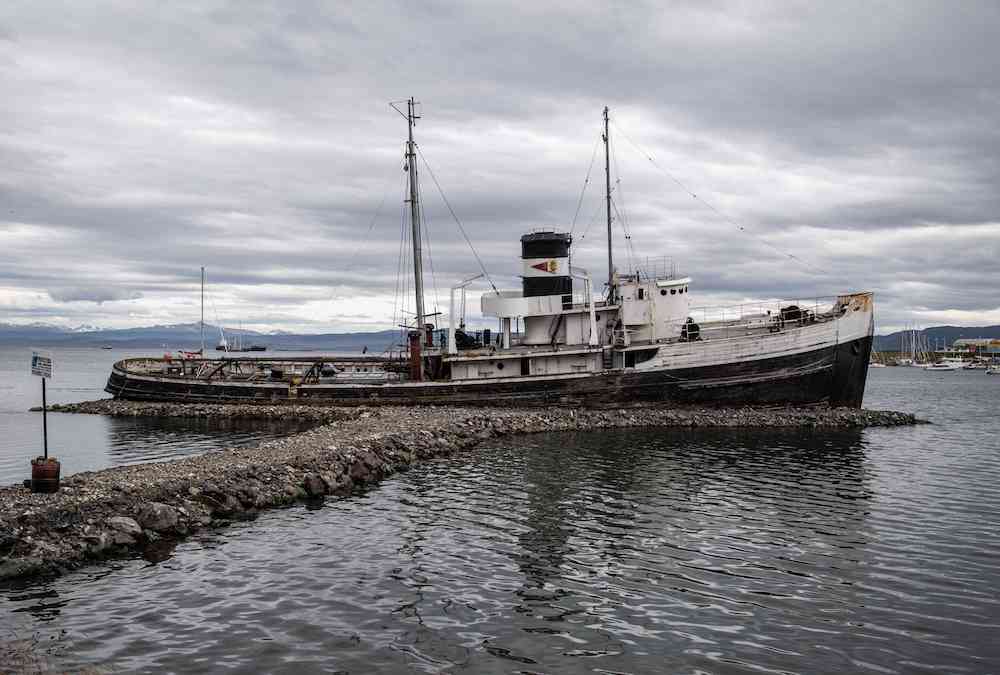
0, 1, 998, 333
47, 287, 144, 304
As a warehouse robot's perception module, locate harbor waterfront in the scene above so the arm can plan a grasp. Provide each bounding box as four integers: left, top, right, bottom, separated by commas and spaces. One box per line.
5, 2, 1000, 672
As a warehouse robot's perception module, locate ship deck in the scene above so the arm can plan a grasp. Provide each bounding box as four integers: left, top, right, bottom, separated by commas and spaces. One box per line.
114, 295, 856, 384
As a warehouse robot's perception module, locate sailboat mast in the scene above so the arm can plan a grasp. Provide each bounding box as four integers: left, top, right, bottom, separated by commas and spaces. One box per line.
603, 106, 614, 300
405, 97, 427, 344
200, 266, 205, 355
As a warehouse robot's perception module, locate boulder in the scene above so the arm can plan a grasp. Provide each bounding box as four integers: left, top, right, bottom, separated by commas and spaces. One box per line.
135, 502, 179, 533
303, 473, 326, 497
107, 516, 142, 537
107, 516, 143, 545
349, 459, 370, 482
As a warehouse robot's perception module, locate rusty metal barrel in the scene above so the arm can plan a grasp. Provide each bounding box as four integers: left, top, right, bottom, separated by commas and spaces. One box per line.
30, 457, 60, 493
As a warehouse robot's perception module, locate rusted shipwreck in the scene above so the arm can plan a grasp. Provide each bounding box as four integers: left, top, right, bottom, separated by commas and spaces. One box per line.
106, 103, 874, 408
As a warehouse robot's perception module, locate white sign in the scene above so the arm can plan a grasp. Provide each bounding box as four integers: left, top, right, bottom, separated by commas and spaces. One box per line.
30, 350, 52, 378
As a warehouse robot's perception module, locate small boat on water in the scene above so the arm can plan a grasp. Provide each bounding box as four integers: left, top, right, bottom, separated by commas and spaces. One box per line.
105, 103, 874, 408
923, 357, 965, 372
216, 340, 267, 353
987, 365, 1000, 375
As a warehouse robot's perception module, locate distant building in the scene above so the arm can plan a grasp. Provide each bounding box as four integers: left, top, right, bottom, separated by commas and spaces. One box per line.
952, 338, 1000, 354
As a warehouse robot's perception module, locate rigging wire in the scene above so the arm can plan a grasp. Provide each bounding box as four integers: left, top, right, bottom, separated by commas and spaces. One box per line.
416, 147, 499, 293
347, 165, 396, 264
610, 120, 827, 275
579, 182, 615, 242
612, 197, 634, 277
401, 201, 412, 342
569, 135, 601, 236
418, 192, 442, 319
391, 171, 410, 349
609, 131, 637, 275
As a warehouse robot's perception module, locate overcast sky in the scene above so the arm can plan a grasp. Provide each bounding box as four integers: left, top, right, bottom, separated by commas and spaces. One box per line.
2, 1, 998, 334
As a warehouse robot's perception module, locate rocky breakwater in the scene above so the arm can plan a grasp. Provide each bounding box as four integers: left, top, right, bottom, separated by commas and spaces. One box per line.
41, 399, 352, 423
1, 404, 921, 580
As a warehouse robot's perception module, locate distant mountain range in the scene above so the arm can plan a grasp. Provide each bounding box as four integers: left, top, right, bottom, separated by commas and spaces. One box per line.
874, 325, 1000, 351
0, 322, 399, 353
3, 321, 998, 354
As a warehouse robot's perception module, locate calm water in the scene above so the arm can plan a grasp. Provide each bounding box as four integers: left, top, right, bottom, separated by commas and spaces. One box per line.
0, 346, 319, 486
2, 363, 1000, 673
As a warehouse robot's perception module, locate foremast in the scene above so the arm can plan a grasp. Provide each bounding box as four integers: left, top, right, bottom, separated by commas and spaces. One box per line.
392, 97, 428, 346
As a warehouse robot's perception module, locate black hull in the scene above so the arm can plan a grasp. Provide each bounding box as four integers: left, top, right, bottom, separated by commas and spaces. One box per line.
106, 336, 872, 408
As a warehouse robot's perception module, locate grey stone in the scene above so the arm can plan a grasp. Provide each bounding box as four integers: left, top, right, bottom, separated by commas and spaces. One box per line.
107, 516, 142, 537
303, 473, 326, 497
135, 502, 179, 533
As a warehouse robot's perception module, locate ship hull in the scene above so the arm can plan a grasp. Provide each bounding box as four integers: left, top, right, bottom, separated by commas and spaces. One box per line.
105, 334, 872, 408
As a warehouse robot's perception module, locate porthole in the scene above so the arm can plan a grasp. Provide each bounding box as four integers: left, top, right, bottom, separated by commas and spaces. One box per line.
660, 289, 667, 296
497, 362, 504, 370
671, 289, 676, 295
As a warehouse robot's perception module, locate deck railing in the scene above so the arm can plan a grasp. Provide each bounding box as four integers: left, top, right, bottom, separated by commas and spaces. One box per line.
689, 296, 841, 325
680, 296, 845, 342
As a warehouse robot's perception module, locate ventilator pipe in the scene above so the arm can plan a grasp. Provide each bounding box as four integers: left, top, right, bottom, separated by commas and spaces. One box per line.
448, 274, 484, 355
570, 266, 599, 347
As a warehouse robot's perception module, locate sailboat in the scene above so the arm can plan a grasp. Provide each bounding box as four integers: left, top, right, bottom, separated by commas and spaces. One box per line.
177, 267, 207, 359
104, 102, 874, 408
896, 324, 931, 367
869, 344, 887, 368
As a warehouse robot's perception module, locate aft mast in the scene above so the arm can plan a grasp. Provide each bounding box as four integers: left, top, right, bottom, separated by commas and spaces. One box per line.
392, 97, 428, 345
603, 106, 615, 302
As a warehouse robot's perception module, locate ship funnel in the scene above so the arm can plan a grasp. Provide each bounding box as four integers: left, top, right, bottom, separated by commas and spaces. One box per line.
520, 231, 572, 299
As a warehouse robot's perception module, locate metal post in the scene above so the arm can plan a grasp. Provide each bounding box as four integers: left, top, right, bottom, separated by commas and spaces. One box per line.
448, 287, 457, 355
41, 378, 48, 460
586, 275, 598, 346
448, 274, 483, 355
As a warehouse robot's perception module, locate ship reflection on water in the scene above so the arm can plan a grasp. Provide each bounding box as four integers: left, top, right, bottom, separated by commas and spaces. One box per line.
501, 428, 873, 667
4, 424, 998, 674
102, 416, 319, 465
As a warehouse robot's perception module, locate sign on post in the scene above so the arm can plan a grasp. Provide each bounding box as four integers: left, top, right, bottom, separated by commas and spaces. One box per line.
31, 350, 52, 378
30, 349, 53, 462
